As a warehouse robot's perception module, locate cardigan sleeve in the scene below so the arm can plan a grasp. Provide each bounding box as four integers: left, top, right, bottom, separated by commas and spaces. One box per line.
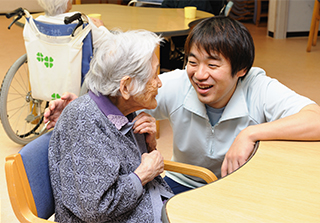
49, 98, 145, 222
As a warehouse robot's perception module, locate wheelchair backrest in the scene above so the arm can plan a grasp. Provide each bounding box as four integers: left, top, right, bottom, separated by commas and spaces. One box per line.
29, 17, 93, 83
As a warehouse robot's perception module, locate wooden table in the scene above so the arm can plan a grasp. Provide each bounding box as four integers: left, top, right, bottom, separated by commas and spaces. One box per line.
71, 4, 213, 37
162, 141, 320, 222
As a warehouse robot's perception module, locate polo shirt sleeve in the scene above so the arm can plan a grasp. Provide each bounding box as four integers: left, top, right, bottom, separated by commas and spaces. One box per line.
246, 68, 315, 122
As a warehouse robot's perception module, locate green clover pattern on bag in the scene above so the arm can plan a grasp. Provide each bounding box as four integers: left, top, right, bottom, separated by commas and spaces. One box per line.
36, 52, 57, 100
37, 52, 54, 68
51, 93, 61, 100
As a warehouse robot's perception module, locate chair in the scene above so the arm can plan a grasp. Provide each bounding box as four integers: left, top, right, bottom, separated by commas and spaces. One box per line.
254, 0, 269, 26
307, 0, 320, 52
219, 1, 234, 16
5, 132, 55, 222
229, 0, 255, 21
73, 0, 123, 4
5, 132, 217, 223
127, 0, 163, 7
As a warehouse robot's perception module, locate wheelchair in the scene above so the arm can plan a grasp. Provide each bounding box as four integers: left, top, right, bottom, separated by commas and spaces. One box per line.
0, 8, 92, 145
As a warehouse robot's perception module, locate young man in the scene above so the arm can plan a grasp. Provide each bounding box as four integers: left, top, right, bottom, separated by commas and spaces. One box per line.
44, 16, 320, 194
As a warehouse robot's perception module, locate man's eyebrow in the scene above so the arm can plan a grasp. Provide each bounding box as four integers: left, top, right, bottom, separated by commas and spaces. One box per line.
188, 52, 196, 58
208, 53, 221, 61
188, 52, 222, 61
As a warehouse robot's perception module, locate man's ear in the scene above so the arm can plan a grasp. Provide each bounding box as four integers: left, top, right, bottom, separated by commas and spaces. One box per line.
236, 68, 247, 78
119, 76, 132, 100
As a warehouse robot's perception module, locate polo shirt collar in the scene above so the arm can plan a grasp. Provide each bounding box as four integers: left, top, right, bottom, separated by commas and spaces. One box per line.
184, 86, 208, 119
89, 91, 134, 134
183, 80, 249, 122
220, 80, 249, 122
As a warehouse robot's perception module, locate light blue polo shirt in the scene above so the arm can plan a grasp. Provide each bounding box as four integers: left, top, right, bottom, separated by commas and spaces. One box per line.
143, 67, 315, 188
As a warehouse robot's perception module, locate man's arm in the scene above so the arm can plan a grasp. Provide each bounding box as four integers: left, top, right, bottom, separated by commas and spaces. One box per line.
221, 103, 320, 177
44, 92, 78, 129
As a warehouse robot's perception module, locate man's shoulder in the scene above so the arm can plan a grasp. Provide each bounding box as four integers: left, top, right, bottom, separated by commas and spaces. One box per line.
243, 67, 267, 81
160, 69, 188, 80
158, 69, 191, 98
240, 67, 271, 88
160, 69, 191, 88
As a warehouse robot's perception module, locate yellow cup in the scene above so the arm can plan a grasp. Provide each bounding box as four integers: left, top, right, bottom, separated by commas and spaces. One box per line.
88, 13, 102, 20
184, 6, 197, 19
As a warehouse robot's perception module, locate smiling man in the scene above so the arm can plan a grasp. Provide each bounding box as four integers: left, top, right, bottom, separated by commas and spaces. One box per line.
144, 16, 320, 194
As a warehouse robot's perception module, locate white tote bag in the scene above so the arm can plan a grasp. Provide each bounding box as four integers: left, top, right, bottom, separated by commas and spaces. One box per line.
23, 14, 91, 101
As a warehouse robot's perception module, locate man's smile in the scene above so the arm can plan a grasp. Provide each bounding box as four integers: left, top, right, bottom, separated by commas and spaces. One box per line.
196, 83, 213, 90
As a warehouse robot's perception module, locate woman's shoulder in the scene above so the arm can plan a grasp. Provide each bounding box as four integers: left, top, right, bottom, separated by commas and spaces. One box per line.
35, 12, 81, 24
62, 94, 99, 119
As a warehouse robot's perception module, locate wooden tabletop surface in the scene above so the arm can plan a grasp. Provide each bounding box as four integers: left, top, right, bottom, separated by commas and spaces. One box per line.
71, 4, 213, 37
163, 140, 320, 222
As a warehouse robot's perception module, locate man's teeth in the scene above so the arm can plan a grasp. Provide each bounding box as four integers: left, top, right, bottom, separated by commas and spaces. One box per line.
198, 85, 212, 89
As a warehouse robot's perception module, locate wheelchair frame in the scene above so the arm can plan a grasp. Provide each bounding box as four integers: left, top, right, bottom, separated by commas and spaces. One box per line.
0, 8, 89, 145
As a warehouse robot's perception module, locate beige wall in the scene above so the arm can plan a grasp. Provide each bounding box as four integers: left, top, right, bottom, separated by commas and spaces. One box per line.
0, 0, 125, 14
268, 0, 318, 39
0, 0, 43, 13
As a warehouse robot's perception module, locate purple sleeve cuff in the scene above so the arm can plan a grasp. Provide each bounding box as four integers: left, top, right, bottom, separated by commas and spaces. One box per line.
129, 173, 143, 197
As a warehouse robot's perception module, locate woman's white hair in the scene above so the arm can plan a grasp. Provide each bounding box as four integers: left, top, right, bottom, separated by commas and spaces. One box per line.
37, 0, 71, 16
86, 30, 162, 97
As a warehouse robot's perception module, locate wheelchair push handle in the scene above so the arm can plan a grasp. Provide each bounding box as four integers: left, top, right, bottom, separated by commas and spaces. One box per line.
6, 7, 25, 19
64, 13, 82, 24
64, 13, 84, 36
6, 7, 25, 29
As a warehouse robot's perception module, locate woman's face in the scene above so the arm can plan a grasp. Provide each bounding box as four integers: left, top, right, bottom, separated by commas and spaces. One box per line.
132, 53, 162, 110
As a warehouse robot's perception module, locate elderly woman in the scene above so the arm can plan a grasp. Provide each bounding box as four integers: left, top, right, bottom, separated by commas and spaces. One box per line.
36, 0, 110, 46
48, 30, 173, 223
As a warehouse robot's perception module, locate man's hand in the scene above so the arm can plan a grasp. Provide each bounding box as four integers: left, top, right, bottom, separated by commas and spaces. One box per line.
221, 127, 256, 177
221, 104, 320, 177
44, 92, 78, 129
133, 112, 157, 152
134, 150, 164, 186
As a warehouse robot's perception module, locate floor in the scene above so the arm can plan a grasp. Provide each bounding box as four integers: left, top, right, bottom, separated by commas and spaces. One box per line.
1, 13, 320, 222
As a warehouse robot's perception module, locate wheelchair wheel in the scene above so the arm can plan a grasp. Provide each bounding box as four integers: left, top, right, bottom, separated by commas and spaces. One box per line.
0, 54, 48, 145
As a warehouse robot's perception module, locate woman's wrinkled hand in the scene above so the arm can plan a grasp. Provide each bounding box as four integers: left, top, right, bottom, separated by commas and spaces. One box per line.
134, 150, 164, 186
133, 112, 157, 152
